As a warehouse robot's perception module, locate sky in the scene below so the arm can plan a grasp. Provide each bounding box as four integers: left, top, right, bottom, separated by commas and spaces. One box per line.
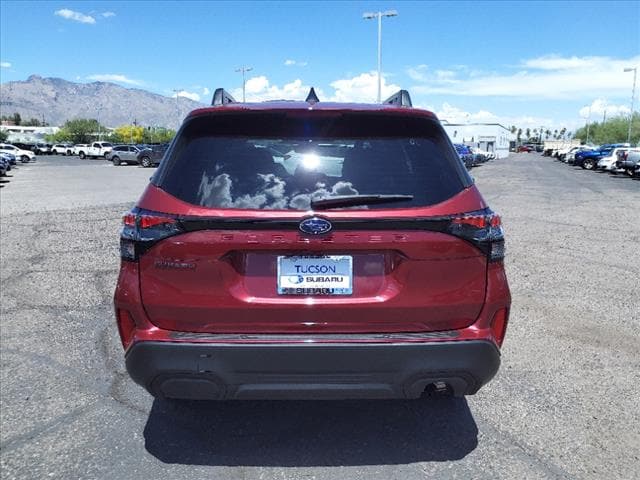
1, 0, 639, 132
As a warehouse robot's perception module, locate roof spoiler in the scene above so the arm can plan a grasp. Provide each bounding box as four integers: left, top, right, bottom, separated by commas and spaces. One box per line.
211, 88, 236, 106
383, 89, 412, 107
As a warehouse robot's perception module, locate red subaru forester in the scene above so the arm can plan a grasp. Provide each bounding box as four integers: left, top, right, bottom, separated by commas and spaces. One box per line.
114, 88, 511, 400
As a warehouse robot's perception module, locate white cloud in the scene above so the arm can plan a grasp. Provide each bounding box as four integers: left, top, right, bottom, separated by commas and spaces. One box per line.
284, 59, 308, 67
0, 61, 11, 68
329, 71, 401, 103
54, 9, 96, 24
231, 76, 318, 102
409, 55, 640, 100
87, 74, 144, 86
202, 87, 210, 96
172, 90, 201, 102
579, 98, 630, 119
522, 55, 604, 71
428, 102, 558, 130
101, 11, 116, 18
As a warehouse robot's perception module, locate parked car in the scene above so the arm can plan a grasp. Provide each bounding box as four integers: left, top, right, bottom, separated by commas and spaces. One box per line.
137, 143, 169, 167
77, 142, 113, 159
0, 156, 8, 176
107, 145, 145, 165
115, 88, 511, 401
596, 148, 634, 172
51, 143, 74, 156
454, 143, 476, 168
33, 143, 52, 155
517, 145, 534, 153
73, 144, 88, 156
0, 151, 17, 165
0, 143, 36, 162
574, 144, 620, 169
616, 150, 640, 176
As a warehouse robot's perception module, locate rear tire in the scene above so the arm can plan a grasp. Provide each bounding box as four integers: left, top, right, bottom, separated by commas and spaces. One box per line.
140, 156, 151, 168
583, 159, 595, 170
21, 155, 30, 163
79, 152, 86, 159
111, 156, 122, 166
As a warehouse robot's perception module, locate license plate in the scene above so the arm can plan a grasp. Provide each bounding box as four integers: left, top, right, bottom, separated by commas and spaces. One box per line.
277, 255, 353, 295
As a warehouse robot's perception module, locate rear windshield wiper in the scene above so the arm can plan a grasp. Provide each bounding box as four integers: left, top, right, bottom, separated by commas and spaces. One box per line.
310, 194, 414, 210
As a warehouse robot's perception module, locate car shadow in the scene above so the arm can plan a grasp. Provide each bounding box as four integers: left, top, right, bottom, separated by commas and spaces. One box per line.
143, 396, 478, 466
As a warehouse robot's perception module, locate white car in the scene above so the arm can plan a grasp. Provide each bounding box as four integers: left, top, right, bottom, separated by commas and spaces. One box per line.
0, 143, 36, 162
51, 143, 74, 156
598, 147, 639, 172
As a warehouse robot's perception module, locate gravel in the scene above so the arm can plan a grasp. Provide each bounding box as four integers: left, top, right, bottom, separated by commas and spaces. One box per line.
1, 154, 638, 479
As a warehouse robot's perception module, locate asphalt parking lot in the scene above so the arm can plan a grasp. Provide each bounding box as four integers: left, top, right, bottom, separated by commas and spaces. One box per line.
1, 154, 639, 479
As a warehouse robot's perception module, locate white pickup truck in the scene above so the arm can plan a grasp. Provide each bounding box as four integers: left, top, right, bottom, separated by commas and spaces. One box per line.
76, 142, 113, 159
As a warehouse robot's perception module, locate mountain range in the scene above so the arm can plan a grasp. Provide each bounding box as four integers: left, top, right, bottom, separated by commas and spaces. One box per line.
0, 75, 205, 129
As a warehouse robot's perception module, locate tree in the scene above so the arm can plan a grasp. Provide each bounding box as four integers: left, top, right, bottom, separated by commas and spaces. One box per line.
510, 125, 517, 134
574, 113, 639, 144
9, 112, 22, 125
0, 129, 8, 142
22, 118, 42, 127
113, 124, 146, 144
525, 128, 531, 140
53, 119, 104, 143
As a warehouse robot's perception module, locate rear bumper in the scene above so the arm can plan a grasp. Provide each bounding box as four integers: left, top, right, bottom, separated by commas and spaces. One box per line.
125, 340, 500, 400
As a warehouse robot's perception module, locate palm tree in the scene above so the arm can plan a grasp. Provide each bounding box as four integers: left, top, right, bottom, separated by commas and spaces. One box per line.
525, 128, 531, 140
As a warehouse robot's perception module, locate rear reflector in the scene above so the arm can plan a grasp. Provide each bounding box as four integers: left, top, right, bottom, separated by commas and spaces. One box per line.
116, 309, 136, 349
490, 308, 509, 347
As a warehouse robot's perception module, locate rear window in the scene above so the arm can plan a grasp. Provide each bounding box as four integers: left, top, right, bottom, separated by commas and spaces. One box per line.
155, 112, 472, 210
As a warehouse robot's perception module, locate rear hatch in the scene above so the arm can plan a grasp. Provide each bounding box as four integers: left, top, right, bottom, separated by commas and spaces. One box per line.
127, 110, 499, 334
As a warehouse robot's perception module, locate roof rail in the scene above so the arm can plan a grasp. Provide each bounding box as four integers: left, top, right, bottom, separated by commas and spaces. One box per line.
383, 89, 412, 107
305, 87, 320, 104
211, 88, 236, 106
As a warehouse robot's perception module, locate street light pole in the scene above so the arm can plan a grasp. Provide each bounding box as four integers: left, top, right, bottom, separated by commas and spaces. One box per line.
172, 89, 182, 126
363, 10, 397, 103
586, 104, 592, 144
235, 66, 253, 102
623, 67, 637, 144
96, 106, 102, 141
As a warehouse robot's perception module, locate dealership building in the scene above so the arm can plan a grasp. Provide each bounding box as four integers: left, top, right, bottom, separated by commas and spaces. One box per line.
0, 125, 59, 144
440, 121, 514, 159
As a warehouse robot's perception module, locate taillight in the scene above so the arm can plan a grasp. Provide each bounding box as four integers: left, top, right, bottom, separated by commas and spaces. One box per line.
120, 208, 182, 261
447, 209, 505, 261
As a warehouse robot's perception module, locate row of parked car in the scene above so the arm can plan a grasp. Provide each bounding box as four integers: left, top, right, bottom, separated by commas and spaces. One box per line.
0, 146, 36, 180
551, 143, 640, 177
27, 141, 169, 168
454, 144, 496, 169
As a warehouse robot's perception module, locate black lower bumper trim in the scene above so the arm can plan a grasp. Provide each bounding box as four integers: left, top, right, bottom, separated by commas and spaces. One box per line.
125, 340, 500, 400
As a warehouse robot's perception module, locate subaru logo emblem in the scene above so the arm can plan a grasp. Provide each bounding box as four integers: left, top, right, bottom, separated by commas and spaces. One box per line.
299, 217, 332, 235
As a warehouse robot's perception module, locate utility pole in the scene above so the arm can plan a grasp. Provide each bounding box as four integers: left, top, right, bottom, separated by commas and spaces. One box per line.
235, 66, 253, 102
363, 10, 398, 103
172, 89, 182, 127
623, 67, 637, 144
585, 104, 592, 144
